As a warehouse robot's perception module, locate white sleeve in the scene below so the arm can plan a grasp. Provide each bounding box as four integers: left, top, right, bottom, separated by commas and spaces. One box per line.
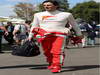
14, 25, 20, 30
68, 13, 82, 36
31, 13, 39, 29
28, 26, 35, 38
29, 13, 39, 38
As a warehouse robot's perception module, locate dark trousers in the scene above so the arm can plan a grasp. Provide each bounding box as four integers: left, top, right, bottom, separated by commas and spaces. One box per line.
0, 32, 3, 52
0, 38, 2, 52
4, 32, 14, 44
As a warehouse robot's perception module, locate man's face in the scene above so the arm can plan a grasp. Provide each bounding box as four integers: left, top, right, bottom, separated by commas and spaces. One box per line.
43, 2, 58, 11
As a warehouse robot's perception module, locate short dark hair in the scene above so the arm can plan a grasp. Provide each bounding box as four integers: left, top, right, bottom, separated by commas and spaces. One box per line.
42, 0, 59, 6
7, 22, 13, 25
25, 20, 31, 25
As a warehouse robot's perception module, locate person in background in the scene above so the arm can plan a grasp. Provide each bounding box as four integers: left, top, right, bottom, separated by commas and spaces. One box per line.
86, 22, 96, 46
13, 22, 28, 45
79, 22, 88, 48
24, 20, 32, 36
28, 0, 82, 73
0, 22, 8, 53
4, 22, 14, 44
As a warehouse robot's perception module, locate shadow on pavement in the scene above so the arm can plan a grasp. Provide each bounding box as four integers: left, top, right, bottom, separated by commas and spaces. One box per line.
0, 64, 48, 69
61, 65, 100, 72
0, 64, 99, 72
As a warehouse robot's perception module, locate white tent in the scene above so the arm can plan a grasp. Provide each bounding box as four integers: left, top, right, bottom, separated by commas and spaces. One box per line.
9, 18, 25, 24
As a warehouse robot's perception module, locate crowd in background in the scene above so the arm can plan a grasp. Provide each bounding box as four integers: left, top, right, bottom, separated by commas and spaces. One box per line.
65, 20, 99, 48
0, 19, 99, 53
0, 20, 31, 53
78, 21, 97, 47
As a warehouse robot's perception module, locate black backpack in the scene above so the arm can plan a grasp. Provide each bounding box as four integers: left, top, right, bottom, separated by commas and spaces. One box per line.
12, 40, 40, 57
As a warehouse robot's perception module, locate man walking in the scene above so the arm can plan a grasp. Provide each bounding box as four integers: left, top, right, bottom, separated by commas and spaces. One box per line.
28, 0, 82, 73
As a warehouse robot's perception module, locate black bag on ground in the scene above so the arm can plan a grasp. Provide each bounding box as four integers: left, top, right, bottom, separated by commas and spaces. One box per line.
12, 40, 40, 57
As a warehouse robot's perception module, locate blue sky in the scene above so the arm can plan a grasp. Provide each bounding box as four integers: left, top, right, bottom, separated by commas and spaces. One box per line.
0, 0, 99, 17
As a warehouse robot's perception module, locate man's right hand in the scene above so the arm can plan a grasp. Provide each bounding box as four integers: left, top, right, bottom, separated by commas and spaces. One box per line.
27, 37, 32, 41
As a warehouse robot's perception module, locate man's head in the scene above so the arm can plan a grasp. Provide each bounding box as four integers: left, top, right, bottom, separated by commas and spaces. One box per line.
7, 22, 12, 25
42, 0, 59, 11
25, 20, 31, 25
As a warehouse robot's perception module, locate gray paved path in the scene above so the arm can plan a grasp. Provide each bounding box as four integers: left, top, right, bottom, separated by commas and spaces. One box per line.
0, 38, 99, 75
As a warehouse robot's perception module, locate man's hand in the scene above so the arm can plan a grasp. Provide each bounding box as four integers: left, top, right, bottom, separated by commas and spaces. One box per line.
4, 31, 9, 36
33, 28, 40, 32
27, 37, 32, 41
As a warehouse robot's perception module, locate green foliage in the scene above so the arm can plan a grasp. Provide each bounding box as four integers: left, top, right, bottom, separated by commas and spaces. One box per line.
71, 1, 100, 24
38, 4, 45, 12
13, 1, 99, 24
58, 0, 69, 11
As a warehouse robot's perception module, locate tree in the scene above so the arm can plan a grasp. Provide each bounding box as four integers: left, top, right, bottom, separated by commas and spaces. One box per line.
71, 1, 100, 24
56, 0, 69, 11
14, 3, 36, 20
38, 4, 45, 12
